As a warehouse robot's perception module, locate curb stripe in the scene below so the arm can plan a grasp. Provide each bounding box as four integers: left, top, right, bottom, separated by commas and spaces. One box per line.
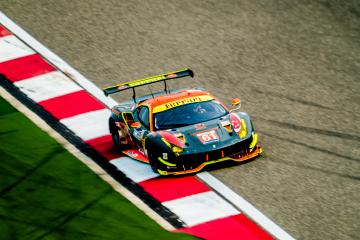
162, 191, 239, 227
14, 71, 83, 102
0, 25, 11, 37
38, 90, 105, 120
138, 176, 211, 202
0, 35, 34, 62
176, 214, 273, 240
60, 108, 111, 141
86, 135, 122, 160
198, 172, 294, 240
0, 54, 55, 82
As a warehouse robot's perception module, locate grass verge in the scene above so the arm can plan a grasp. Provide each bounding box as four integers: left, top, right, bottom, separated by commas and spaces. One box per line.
0, 96, 197, 240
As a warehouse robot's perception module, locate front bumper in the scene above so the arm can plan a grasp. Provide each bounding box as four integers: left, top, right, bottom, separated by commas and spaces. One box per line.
157, 133, 262, 175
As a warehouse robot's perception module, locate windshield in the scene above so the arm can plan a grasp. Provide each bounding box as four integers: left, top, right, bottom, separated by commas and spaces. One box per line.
154, 100, 228, 130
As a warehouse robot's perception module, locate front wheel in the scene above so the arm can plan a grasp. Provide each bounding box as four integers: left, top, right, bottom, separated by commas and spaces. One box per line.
145, 140, 158, 173
149, 154, 158, 173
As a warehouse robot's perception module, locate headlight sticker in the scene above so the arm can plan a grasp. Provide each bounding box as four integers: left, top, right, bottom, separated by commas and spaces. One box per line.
230, 113, 242, 133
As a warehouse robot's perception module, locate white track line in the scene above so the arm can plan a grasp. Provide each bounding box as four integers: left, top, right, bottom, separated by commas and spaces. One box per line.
0, 86, 175, 231
15, 71, 82, 102
0, 11, 294, 240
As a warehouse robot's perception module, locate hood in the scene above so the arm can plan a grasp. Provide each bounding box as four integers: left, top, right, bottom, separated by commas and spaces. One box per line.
164, 112, 251, 154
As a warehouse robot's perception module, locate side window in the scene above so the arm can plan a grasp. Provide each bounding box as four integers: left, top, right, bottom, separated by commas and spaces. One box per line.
138, 106, 150, 129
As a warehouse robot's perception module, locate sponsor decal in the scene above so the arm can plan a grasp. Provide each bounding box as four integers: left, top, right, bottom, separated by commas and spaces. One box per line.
194, 123, 206, 130
221, 120, 231, 127
230, 113, 242, 133
163, 97, 201, 111
123, 149, 149, 162
162, 153, 168, 160
196, 130, 219, 144
128, 75, 166, 87
166, 73, 177, 78
221, 120, 232, 132
127, 151, 138, 158
153, 95, 213, 113
117, 85, 128, 90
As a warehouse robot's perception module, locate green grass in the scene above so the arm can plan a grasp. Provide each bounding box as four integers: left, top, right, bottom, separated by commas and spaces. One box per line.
0, 97, 196, 240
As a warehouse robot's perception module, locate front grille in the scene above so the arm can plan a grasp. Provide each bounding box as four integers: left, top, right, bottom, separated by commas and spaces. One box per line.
179, 135, 253, 170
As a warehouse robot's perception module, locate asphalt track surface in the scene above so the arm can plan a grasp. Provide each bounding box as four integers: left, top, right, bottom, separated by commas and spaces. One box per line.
1, 1, 359, 239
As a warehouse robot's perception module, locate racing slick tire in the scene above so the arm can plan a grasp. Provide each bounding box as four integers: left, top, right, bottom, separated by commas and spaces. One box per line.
145, 139, 159, 173
148, 153, 158, 173
109, 118, 128, 150
145, 137, 178, 174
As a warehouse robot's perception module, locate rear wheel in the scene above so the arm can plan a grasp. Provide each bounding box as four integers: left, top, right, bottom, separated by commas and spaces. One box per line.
109, 118, 128, 150
111, 129, 121, 148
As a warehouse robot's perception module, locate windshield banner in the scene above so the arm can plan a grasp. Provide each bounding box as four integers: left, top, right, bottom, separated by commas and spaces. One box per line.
153, 95, 213, 113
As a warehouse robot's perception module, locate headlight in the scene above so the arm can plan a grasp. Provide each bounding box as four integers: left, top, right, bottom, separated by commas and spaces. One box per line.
238, 119, 247, 139
161, 137, 172, 148
249, 132, 258, 150
172, 146, 183, 153
161, 137, 184, 153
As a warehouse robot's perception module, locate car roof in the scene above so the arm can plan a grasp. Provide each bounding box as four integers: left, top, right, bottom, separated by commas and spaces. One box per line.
139, 89, 213, 110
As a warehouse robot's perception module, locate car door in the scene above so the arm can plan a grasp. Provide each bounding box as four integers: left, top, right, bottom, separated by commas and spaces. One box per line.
131, 105, 150, 148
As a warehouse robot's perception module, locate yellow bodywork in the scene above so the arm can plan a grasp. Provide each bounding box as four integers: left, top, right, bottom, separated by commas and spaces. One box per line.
157, 144, 262, 176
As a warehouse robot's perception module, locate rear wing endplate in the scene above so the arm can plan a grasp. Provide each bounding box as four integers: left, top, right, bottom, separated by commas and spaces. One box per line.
103, 69, 194, 98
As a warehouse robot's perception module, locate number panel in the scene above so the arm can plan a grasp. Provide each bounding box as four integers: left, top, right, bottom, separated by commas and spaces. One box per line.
196, 130, 219, 144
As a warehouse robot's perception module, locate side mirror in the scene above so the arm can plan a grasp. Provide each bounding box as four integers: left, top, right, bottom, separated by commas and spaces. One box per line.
130, 122, 142, 128
230, 98, 241, 111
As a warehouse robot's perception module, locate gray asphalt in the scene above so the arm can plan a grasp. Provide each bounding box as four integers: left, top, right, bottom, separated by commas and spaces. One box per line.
1, 0, 359, 239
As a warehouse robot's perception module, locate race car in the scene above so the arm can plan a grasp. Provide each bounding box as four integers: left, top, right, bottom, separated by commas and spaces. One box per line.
103, 69, 262, 175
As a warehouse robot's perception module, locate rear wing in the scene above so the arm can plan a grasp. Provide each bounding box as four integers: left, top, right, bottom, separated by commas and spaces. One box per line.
103, 69, 194, 99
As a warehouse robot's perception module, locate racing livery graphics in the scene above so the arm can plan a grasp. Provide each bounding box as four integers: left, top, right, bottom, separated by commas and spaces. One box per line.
103, 69, 262, 175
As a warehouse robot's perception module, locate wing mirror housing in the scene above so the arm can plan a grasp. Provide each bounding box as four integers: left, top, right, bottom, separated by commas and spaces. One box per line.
130, 122, 142, 128
230, 98, 241, 112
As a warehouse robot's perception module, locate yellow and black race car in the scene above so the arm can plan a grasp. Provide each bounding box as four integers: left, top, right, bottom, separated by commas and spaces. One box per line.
103, 69, 262, 175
